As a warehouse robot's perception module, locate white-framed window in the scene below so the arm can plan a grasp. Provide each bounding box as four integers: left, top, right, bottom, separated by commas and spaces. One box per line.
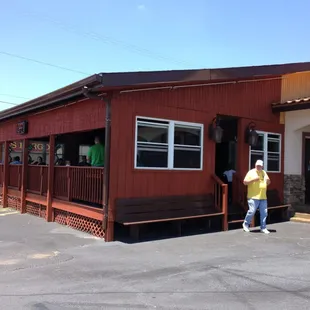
79, 145, 91, 162
135, 117, 204, 170
249, 131, 281, 173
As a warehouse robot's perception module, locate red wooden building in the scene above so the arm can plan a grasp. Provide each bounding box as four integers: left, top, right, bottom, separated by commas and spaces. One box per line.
1, 62, 309, 241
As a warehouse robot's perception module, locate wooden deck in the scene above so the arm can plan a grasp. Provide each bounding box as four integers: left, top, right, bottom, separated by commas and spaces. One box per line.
2, 164, 105, 238
1, 163, 289, 240
1, 164, 230, 240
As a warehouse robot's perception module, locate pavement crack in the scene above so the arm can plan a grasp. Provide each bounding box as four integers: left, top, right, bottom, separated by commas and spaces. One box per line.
0, 254, 75, 274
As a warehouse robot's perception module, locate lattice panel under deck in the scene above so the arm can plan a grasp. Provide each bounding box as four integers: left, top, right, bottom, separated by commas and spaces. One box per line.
39, 206, 46, 219
7, 195, 21, 211
25, 202, 46, 218
54, 209, 104, 238
26, 202, 40, 217
54, 209, 67, 225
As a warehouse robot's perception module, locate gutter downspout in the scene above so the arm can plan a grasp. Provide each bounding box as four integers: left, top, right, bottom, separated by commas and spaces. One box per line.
102, 96, 111, 233
82, 87, 112, 236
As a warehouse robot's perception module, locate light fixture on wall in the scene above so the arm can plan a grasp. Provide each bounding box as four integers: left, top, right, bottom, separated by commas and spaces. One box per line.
245, 121, 259, 147
208, 116, 223, 143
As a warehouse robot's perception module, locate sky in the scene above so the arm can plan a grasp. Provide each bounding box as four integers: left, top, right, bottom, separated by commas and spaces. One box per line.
0, 0, 309, 111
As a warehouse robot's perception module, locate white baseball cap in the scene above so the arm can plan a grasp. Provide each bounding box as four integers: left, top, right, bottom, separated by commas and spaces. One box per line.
255, 160, 263, 166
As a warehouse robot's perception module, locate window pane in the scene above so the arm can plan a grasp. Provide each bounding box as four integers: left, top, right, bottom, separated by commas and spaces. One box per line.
56, 144, 64, 156
9, 141, 23, 164
55, 144, 65, 165
79, 145, 90, 156
174, 125, 201, 146
251, 134, 264, 151
268, 134, 280, 140
137, 124, 168, 143
137, 145, 168, 168
250, 151, 264, 169
174, 149, 201, 169
28, 141, 49, 165
137, 118, 169, 125
79, 145, 91, 162
267, 153, 280, 171
267, 139, 280, 153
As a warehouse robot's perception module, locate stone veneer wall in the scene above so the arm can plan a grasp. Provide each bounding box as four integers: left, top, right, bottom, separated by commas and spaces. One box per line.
284, 174, 305, 205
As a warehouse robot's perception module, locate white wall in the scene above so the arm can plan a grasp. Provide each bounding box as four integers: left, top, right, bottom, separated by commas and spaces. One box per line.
284, 110, 310, 175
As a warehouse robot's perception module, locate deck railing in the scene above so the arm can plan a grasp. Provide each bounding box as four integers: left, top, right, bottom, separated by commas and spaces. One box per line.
6, 164, 104, 205
27, 165, 48, 195
8, 164, 22, 189
54, 166, 104, 204
211, 174, 228, 230
232, 173, 247, 211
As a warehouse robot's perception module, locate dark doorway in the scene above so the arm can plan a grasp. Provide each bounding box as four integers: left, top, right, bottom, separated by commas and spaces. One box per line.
215, 115, 238, 203
215, 116, 238, 176
304, 135, 310, 204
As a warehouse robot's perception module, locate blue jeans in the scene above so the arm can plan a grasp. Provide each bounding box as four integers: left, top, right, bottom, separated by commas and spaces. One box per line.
244, 199, 268, 229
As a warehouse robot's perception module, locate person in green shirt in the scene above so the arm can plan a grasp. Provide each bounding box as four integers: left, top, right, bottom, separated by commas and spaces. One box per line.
87, 136, 105, 167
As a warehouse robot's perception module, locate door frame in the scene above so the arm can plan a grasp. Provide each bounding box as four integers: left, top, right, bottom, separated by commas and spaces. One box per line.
301, 132, 310, 176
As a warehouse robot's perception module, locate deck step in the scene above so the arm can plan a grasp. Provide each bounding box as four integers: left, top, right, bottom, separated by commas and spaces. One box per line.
293, 212, 310, 219
291, 217, 310, 223
291, 212, 310, 223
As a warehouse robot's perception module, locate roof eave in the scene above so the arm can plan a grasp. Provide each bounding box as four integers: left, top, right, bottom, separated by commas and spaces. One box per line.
0, 74, 102, 121
272, 103, 310, 112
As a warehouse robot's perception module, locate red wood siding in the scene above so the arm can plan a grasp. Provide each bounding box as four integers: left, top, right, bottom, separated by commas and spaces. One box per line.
237, 118, 284, 201
120, 78, 280, 122
110, 104, 213, 197
0, 99, 106, 142
109, 78, 283, 219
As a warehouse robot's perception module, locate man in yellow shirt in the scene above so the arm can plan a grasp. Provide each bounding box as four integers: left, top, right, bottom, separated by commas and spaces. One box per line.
242, 160, 271, 234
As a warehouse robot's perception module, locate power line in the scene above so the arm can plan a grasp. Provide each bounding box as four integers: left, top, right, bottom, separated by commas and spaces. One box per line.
0, 51, 90, 76
23, 12, 194, 68
0, 94, 30, 100
0, 100, 19, 106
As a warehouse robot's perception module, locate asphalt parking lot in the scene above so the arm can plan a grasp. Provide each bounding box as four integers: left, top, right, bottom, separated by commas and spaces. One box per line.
1, 208, 310, 310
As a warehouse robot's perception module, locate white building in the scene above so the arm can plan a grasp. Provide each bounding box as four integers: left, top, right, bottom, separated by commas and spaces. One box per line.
272, 71, 310, 205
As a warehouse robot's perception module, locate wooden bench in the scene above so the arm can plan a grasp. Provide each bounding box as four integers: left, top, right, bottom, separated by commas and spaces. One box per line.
115, 194, 223, 240
267, 189, 290, 208
266, 189, 291, 220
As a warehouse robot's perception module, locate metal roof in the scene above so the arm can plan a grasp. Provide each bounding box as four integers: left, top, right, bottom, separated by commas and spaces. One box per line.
3, 61, 310, 121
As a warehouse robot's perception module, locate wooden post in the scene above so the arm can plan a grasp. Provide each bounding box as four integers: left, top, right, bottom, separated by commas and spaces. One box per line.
103, 96, 113, 241
46, 135, 55, 222
251, 215, 255, 228
20, 139, 28, 213
2, 141, 9, 208
222, 184, 228, 231
67, 167, 72, 201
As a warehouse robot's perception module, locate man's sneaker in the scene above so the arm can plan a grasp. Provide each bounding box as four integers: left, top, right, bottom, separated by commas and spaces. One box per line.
261, 228, 270, 234
242, 222, 250, 232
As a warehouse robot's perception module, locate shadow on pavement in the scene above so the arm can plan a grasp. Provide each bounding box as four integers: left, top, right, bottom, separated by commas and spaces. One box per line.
250, 229, 277, 233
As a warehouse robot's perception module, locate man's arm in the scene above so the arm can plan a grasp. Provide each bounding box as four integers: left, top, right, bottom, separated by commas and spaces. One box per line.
264, 171, 271, 185
243, 170, 260, 185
